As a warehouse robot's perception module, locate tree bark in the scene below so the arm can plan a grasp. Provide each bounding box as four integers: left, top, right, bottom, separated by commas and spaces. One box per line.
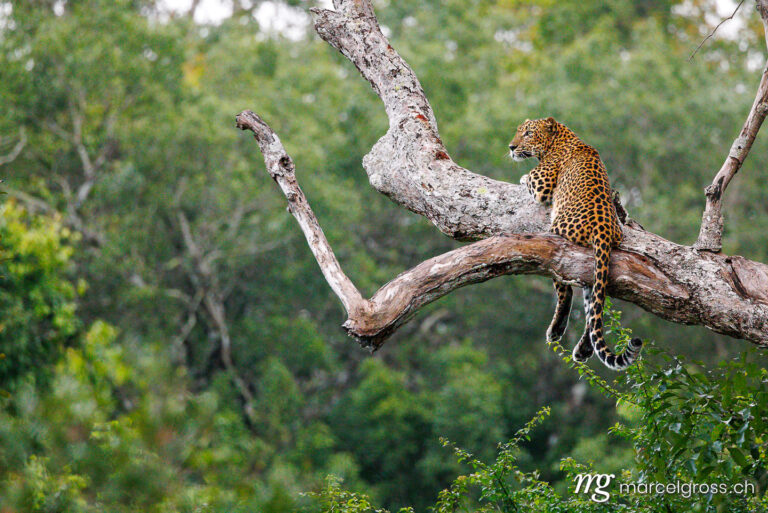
237, 0, 768, 350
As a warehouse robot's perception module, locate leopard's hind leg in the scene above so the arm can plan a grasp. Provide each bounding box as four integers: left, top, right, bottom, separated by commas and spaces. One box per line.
546, 280, 573, 343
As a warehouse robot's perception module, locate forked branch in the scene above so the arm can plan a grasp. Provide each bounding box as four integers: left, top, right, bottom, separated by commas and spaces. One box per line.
237, 0, 768, 349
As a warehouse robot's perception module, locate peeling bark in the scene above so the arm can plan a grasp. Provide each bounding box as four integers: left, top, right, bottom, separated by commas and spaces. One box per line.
237, 0, 768, 350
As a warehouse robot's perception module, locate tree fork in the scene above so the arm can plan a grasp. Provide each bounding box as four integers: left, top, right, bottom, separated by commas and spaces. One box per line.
237, 0, 768, 349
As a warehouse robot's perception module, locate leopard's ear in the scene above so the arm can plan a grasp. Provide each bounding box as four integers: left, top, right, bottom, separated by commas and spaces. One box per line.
545, 116, 557, 132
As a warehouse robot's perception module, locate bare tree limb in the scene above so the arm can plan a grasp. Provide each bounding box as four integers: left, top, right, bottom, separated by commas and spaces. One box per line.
21, 88, 118, 247
695, 0, 768, 251
170, 287, 204, 366
2, 186, 52, 214
177, 210, 257, 420
235, 111, 368, 318
68, 93, 117, 209
760, 0, 768, 49
0, 128, 26, 167
187, 0, 202, 19
1, 184, 106, 246
236, 0, 768, 350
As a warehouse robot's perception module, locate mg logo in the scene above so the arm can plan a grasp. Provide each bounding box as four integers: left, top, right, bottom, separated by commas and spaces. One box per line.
573, 473, 615, 503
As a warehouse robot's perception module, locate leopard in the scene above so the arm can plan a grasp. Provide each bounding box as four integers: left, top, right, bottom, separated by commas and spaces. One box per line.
509, 116, 643, 371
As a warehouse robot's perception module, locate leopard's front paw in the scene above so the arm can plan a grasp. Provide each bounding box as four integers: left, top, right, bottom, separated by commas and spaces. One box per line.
519, 174, 530, 186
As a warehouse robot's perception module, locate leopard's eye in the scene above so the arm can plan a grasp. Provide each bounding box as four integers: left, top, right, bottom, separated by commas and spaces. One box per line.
524, 130, 532, 136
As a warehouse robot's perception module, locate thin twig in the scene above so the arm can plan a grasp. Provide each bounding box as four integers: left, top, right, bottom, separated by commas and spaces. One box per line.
689, 0, 745, 61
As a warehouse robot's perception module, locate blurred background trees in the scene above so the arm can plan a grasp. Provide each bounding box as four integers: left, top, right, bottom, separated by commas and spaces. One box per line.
0, 0, 766, 511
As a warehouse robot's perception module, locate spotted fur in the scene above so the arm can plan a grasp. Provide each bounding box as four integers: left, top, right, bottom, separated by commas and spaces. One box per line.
510, 117, 643, 371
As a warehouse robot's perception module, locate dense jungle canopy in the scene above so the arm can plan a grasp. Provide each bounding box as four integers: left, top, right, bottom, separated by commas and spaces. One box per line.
1, 1, 767, 511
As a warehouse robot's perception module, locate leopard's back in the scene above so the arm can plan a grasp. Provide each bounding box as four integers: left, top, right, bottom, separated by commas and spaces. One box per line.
549, 142, 622, 247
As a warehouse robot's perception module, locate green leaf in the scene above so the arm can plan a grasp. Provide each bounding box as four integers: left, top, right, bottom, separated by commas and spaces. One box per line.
730, 448, 750, 468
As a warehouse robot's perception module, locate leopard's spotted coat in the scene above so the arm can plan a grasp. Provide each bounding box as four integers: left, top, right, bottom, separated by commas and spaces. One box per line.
510, 117, 643, 371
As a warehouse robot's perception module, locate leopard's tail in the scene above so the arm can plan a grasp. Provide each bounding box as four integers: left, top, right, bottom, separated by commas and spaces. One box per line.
587, 234, 643, 371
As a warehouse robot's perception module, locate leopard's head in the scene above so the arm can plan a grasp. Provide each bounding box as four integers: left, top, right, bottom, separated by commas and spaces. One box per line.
509, 117, 557, 161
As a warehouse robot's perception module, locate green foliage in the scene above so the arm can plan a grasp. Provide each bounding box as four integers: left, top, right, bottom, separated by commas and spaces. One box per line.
0, 202, 80, 391
5, 456, 90, 513
616, 349, 768, 511
329, 344, 506, 509
1, 0, 767, 512
435, 406, 552, 513
306, 476, 414, 513
310, 304, 768, 512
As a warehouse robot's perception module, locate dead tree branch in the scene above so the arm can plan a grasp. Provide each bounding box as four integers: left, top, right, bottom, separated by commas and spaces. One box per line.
2, 184, 106, 246
0, 128, 26, 167
235, 111, 367, 318
760, 0, 768, 48
695, 0, 768, 251
11, 88, 119, 247
4, 96, 113, 247
176, 210, 257, 420
237, 112, 768, 349
237, 0, 768, 350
